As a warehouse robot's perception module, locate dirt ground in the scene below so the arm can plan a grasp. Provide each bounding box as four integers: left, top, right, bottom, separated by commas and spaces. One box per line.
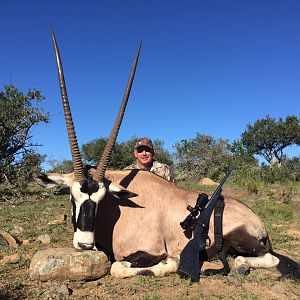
62, 254, 300, 300
0, 255, 299, 300
0, 187, 299, 299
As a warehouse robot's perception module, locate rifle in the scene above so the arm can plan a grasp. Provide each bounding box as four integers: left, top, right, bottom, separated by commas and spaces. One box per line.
177, 166, 234, 282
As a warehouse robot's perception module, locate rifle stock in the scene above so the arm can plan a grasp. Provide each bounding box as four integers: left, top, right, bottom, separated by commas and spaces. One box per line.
177, 166, 233, 282
176, 239, 202, 282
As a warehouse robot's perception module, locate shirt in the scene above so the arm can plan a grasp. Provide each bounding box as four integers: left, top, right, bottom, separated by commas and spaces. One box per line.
124, 160, 174, 182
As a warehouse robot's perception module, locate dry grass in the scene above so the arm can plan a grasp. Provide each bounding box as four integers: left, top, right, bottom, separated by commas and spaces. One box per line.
0, 182, 299, 299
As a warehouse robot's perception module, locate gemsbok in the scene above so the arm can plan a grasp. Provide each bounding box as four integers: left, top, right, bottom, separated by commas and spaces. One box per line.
36, 31, 279, 280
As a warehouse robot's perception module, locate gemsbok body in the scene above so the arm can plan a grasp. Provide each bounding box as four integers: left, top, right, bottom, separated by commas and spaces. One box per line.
36, 31, 279, 279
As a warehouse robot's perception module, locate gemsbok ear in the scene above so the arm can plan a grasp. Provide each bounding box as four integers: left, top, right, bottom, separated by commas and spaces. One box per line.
107, 182, 138, 199
35, 173, 75, 188
111, 190, 138, 199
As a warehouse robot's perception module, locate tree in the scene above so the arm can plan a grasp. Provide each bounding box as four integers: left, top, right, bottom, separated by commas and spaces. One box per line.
151, 139, 173, 167
0, 85, 49, 183
241, 115, 300, 165
82, 137, 135, 169
47, 159, 74, 173
174, 133, 231, 180
82, 137, 173, 169
228, 139, 260, 185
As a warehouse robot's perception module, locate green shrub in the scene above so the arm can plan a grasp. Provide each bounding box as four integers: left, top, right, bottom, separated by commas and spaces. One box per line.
246, 181, 259, 195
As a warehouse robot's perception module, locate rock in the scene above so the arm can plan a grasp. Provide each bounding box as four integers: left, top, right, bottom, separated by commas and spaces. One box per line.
49, 283, 70, 296
42, 283, 71, 299
48, 215, 67, 225
36, 234, 51, 245
287, 229, 300, 238
10, 229, 21, 237
199, 178, 218, 185
0, 228, 18, 248
10, 226, 24, 237
22, 239, 32, 246
30, 248, 111, 281
0, 253, 20, 266
0, 235, 8, 246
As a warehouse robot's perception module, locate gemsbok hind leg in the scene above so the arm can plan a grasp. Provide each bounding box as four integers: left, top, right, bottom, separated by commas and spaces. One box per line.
234, 253, 279, 275
110, 255, 180, 278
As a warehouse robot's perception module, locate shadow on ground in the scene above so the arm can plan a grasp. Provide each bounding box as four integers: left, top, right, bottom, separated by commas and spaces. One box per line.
275, 252, 300, 281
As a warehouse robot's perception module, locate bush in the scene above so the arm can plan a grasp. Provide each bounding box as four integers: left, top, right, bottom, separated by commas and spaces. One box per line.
260, 157, 300, 183
1, 151, 45, 189
246, 180, 260, 195
281, 157, 300, 181
174, 133, 231, 181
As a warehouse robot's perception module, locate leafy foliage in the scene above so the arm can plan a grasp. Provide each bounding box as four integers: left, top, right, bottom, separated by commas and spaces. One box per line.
1, 151, 46, 192
260, 157, 300, 183
82, 136, 173, 169
229, 139, 260, 185
174, 133, 231, 181
0, 85, 49, 185
150, 139, 173, 166
12, 151, 46, 188
47, 159, 74, 173
82, 137, 136, 169
240, 115, 300, 165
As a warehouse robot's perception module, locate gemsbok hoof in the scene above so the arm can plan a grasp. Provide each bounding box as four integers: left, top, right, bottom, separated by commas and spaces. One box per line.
235, 263, 250, 275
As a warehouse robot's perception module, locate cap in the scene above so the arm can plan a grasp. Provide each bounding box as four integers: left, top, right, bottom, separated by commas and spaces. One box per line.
135, 138, 154, 150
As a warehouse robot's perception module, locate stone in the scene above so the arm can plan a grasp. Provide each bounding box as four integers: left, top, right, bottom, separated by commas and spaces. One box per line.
49, 283, 70, 296
48, 215, 67, 225
22, 239, 32, 246
10, 226, 24, 237
0, 253, 20, 266
36, 234, 51, 245
0, 228, 18, 248
287, 229, 300, 238
42, 283, 71, 299
0, 235, 8, 246
30, 248, 111, 281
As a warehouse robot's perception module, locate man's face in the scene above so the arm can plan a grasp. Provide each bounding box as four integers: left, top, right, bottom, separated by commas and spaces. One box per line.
134, 146, 154, 169
88, 168, 96, 177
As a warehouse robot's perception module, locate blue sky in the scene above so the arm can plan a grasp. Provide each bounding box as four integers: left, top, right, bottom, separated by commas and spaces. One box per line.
1, 1, 299, 169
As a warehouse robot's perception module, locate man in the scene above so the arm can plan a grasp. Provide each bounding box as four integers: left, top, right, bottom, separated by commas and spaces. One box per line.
84, 164, 96, 178
124, 137, 174, 182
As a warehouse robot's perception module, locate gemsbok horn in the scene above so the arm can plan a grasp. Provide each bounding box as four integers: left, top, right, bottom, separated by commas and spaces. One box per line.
51, 29, 141, 183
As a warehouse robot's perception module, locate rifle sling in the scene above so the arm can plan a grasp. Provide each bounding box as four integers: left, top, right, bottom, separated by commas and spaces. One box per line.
214, 195, 230, 275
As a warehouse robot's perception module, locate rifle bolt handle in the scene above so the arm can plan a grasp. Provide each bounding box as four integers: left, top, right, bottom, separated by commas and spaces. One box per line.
187, 205, 193, 212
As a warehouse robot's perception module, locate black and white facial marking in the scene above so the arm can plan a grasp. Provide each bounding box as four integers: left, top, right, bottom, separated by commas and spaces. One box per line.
71, 177, 106, 250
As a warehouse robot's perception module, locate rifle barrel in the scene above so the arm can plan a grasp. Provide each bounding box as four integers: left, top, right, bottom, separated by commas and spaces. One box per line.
204, 166, 234, 208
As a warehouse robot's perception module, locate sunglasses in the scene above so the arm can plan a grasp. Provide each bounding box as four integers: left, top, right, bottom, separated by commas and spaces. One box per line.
136, 146, 152, 153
